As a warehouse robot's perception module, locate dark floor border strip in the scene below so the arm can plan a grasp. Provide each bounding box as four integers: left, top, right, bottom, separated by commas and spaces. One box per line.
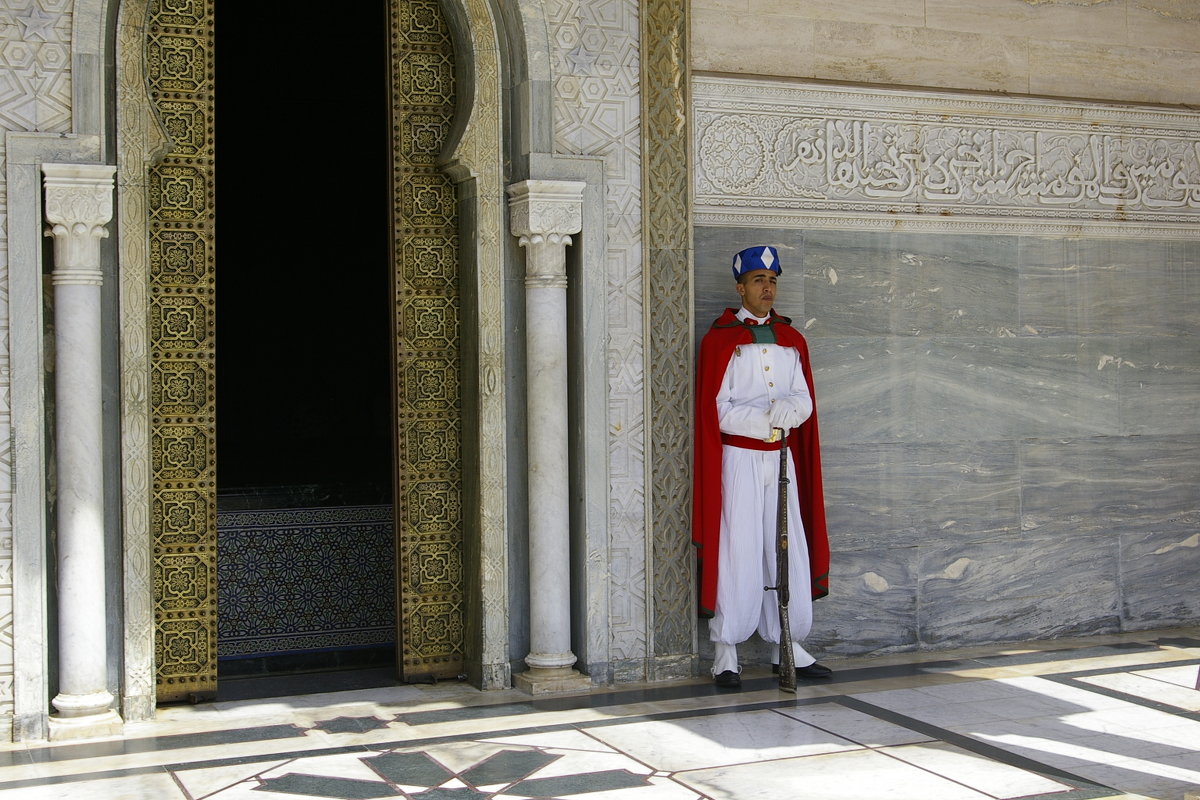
0, 764, 175, 790
0, 723, 308, 768
965, 642, 1161, 669
1042, 658, 1200, 719
570, 694, 837, 729
0, 744, 373, 792
999, 790, 1130, 800
394, 661, 977, 726
837, 696, 1112, 793
1154, 637, 1200, 649
1050, 657, 1200, 682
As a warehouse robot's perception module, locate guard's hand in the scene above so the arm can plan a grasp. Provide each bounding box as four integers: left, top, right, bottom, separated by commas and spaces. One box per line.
768, 402, 803, 431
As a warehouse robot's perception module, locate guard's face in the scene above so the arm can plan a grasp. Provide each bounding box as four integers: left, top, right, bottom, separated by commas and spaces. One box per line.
737, 269, 777, 317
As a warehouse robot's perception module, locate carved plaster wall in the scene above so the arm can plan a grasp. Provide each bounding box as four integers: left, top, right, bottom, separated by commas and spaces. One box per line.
694, 77, 1200, 239
0, 2, 72, 132
439, 0, 509, 689
547, 0, 650, 680
641, 0, 693, 675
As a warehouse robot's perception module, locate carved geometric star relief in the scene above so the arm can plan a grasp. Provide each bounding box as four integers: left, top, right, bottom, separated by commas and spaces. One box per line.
17, 7, 59, 42
566, 43, 595, 75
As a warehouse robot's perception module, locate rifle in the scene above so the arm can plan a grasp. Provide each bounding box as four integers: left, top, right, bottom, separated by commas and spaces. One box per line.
768, 427, 796, 693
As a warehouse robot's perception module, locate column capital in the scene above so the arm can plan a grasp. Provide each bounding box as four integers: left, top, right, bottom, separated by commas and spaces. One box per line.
506, 179, 585, 243
507, 180, 585, 289
42, 163, 117, 285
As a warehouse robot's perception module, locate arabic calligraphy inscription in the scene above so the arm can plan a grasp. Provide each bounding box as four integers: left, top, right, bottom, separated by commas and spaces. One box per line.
695, 78, 1200, 234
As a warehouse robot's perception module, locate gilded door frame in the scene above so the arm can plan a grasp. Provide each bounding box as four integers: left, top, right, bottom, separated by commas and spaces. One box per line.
389, 0, 466, 682
115, 0, 510, 715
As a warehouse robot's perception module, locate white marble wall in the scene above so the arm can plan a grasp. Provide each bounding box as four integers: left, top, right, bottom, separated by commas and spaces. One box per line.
692, 0, 1200, 107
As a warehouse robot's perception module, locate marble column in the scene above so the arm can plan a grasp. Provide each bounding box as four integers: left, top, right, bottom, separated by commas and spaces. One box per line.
42, 163, 123, 740
507, 180, 591, 694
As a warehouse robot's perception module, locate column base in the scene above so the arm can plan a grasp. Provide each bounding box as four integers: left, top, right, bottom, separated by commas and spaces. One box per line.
513, 666, 593, 695
48, 709, 123, 741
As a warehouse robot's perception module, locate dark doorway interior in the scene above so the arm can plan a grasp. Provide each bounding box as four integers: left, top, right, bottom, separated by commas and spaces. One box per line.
214, 6, 396, 694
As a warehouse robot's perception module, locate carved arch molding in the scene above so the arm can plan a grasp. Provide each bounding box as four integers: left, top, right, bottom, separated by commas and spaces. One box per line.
118, 0, 479, 703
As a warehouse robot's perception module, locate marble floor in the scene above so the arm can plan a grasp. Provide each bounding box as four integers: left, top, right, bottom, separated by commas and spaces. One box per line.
3, 628, 1199, 800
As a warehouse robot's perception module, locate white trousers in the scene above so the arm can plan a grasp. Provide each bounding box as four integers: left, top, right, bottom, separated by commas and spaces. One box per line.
709, 443, 814, 672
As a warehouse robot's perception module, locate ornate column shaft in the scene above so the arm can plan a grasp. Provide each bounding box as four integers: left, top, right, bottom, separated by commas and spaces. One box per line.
507, 180, 591, 694
42, 163, 122, 739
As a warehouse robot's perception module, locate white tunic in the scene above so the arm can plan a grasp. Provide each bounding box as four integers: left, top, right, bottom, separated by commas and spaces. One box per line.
708, 308, 815, 650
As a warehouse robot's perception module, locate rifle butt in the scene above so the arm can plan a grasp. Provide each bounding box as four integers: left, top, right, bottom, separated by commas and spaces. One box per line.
778, 603, 797, 693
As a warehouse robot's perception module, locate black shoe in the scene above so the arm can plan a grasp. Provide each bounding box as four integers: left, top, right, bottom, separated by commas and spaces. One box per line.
772, 662, 833, 679
714, 670, 742, 689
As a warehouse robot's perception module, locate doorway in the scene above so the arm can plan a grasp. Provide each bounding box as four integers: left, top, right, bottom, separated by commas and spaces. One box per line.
213, 6, 396, 695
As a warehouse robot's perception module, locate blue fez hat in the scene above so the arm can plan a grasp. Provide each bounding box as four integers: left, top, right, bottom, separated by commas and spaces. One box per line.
731, 245, 781, 280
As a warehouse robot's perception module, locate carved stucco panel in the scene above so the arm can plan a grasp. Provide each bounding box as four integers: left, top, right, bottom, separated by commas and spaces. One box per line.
0, 1, 73, 132
642, 0, 693, 667
547, 0, 646, 665
451, 0, 509, 685
115, 0, 168, 723
694, 76, 1200, 238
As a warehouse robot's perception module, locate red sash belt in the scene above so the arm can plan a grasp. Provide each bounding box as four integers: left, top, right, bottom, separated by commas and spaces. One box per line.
720, 433, 785, 451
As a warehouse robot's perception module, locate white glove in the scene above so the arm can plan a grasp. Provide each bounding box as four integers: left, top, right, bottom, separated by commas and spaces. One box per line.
768, 400, 804, 432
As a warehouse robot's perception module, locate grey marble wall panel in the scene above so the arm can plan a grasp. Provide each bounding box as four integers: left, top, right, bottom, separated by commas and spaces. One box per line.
1011, 337, 1122, 438
822, 440, 1020, 552
820, 442, 924, 552
799, 231, 901, 337
1019, 238, 1199, 337
809, 337, 920, 444
1021, 435, 1200, 540
1120, 529, 1200, 626
1018, 237, 1125, 337
801, 230, 1019, 338
1099, 239, 1200, 337
810, 545, 919, 656
1115, 335, 1200, 436
918, 533, 1122, 647
912, 338, 1025, 442
913, 336, 1122, 441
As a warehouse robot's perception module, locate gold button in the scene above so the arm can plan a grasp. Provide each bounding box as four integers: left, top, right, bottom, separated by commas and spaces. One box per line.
770, 398, 776, 403
769, 382, 774, 387
761, 348, 768, 354
764, 366, 770, 371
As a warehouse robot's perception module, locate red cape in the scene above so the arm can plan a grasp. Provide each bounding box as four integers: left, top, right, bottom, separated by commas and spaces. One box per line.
692, 308, 830, 618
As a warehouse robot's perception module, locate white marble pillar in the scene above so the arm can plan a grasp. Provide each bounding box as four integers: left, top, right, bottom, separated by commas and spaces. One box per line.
507, 180, 591, 694
42, 163, 123, 739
